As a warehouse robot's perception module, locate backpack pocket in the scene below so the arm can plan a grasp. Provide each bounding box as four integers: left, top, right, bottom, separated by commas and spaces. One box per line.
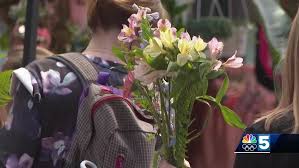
91, 95, 156, 168
103, 131, 155, 168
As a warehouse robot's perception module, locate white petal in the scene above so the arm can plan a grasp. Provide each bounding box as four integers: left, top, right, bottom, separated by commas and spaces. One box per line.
61, 72, 77, 86
213, 60, 222, 71
177, 54, 189, 66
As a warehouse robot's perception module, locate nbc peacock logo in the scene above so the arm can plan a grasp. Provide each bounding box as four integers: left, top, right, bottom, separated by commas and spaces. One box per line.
241, 134, 258, 151
242, 134, 257, 144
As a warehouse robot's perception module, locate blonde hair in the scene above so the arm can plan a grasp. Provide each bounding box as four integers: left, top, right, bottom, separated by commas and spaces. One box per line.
257, 8, 299, 132
86, 0, 168, 32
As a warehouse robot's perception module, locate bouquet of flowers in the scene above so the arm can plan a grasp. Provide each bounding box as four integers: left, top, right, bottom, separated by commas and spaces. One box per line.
113, 4, 246, 167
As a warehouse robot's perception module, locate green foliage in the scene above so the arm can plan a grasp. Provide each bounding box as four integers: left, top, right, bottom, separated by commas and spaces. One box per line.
252, 0, 291, 65
0, 30, 9, 51
161, 0, 190, 28
207, 69, 224, 80
9, 0, 47, 24
173, 77, 209, 166
68, 25, 90, 52
169, 64, 211, 166
141, 19, 153, 41
220, 106, 246, 129
0, 70, 13, 107
216, 74, 229, 103
197, 95, 246, 130
188, 17, 233, 41
144, 55, 168, 70
0, 53, 6, 59
112, 46, 126, 63
176, 28, 185, 38
167, 62, 179, 72
132, 48, 144, 57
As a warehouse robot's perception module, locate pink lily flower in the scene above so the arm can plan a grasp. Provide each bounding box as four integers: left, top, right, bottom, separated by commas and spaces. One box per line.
129, 4, 152, 28
208, 37, 224, 58
157, 19, 172, 31
154, 25, 176, 39
128, 15, 139, 28
153, 19, 172, 37
180, 32, 191, 40
213, 51, 243, 71
223, 51, 243, 68
118, 24, 137, 43
213, 60, 223, 71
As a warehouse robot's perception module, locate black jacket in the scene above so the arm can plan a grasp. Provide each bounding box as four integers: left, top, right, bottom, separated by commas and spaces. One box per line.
234, 112, 298, 168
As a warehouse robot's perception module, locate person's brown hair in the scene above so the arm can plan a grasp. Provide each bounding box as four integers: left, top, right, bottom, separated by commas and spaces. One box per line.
256, 8, 299, 132
86, 0, 168, 32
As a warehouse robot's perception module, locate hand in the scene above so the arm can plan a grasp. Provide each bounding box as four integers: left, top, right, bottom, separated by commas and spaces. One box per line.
158, 160, 176, 168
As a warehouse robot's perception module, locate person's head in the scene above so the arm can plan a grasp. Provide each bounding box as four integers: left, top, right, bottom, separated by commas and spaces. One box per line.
86, 0, 168, 33
259, 8, 299, 132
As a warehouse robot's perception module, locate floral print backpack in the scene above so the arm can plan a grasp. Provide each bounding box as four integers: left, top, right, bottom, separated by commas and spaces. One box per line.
50, 53, 157, 168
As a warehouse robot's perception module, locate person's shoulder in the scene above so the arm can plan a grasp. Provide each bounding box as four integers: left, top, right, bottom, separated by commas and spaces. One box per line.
245, 112, 294, 134
245, 119, 268, 134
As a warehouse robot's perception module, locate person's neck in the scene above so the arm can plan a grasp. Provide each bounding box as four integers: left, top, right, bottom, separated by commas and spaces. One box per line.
83, 28, 122, 63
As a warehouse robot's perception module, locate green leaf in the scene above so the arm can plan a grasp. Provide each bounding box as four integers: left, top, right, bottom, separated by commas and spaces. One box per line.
0, 30, 9, 51
220, 106, 246, 129
216, 74, 229, 103
141, 19, 153, 41
197, 95, 246, 130
112, 46, 126, 63
0, 70, 12, 107
176, 28, 185, 37
152, 151, 160, 168
0, 53, 6, 59
207, 70, 224, 80
197, 95, 216, 103
145, 55, 168, 70
132, 48, 144, 57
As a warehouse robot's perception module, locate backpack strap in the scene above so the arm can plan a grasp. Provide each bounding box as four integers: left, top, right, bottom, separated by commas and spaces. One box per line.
49, 53, 99, 88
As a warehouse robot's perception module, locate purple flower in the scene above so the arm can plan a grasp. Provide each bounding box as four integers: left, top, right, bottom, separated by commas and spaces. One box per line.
6, 153, 34, 168
41, 70, 76, 95
111, 87, 124, 96
41, 132, 70, 166
97, 72, 110, 85
117, 25, 137, 43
